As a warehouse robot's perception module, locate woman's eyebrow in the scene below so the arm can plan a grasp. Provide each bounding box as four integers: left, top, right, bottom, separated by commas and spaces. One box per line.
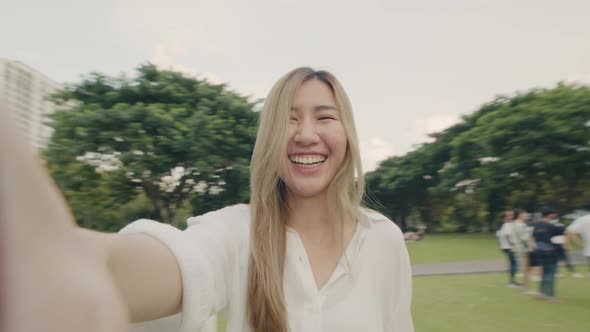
290, 105, 338, 112
314, 105, 338, 112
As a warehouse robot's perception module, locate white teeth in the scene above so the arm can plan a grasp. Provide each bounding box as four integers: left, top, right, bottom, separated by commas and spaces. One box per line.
298, 163, 319, 168
289, 154, 327, 165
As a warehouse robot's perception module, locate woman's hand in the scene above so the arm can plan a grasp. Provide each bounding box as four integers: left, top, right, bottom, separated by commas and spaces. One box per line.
1, 105, 129, 332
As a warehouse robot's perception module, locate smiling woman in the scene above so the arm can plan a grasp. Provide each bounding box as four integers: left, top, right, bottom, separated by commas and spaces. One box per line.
2, 67, 414, 332
282, 78, 348, 199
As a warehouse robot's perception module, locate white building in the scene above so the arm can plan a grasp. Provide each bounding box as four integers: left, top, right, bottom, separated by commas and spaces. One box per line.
0, 59, 62, 151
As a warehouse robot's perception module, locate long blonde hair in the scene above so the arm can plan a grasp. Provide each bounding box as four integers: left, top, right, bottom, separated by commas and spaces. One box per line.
247, 67, 365, 331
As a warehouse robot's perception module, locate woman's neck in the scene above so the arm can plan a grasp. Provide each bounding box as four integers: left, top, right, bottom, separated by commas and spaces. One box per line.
285, 193, 337, 237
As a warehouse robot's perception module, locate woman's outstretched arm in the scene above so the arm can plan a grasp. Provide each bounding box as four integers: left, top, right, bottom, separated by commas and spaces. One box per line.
103, 229, 183, 322
0, 105, 182, 331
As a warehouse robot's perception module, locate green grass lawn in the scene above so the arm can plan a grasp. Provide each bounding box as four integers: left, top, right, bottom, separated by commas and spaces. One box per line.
217, 312, 226, 332
406, 233, 504, 264
413, 270, 590, 332
405, 233, 584, 264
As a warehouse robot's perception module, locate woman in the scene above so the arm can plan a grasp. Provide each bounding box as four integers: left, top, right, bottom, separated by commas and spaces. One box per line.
2, 67, 414, 332
497, 209, 519, 287
513, 208, 534, 293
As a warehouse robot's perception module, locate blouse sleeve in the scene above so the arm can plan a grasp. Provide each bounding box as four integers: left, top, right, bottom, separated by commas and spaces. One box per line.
391, 230, 415, 332
378, 220, 414, 332
119, 204, 249, 332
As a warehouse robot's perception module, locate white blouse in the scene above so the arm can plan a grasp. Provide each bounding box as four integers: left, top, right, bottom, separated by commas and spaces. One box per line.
120, 204, 414, 332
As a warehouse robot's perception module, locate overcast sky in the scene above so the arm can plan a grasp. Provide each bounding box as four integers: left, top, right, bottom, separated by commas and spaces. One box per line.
2, 0, 589, 171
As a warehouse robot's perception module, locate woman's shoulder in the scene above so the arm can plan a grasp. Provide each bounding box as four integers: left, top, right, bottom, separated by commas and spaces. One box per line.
186, 203, 250, 227
120, 204, 251, 249
183, 204, 252, 247
359, 208, 404, 245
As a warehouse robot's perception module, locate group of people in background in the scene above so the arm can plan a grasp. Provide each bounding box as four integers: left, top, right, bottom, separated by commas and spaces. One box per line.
497, 204, 590, 303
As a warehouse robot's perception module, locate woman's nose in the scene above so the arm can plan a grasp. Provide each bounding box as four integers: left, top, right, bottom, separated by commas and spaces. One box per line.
293, 119, 319, 145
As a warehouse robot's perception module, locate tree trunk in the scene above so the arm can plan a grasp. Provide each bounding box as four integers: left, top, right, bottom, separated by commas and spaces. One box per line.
141, 180, 163, 222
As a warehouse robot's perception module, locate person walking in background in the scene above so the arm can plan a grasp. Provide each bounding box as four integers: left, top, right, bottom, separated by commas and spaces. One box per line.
525, 212, 542, 285
547, 214, 578, 277
567, 203, 590, 277
513, 208, 535, 292
531, 206, 566, 303
497, 209, 519, 287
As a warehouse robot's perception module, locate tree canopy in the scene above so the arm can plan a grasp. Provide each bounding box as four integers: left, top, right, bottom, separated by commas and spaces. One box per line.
44, 65, 589, 233
45, 64, 257, 230
366, 83, 590, 232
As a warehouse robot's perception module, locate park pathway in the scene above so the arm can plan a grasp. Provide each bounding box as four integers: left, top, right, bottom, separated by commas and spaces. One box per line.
412, 251, 587, 276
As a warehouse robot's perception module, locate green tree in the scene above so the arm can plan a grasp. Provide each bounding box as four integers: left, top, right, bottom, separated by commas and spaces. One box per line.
367, 83, 590, 232
45, 64, 257, 229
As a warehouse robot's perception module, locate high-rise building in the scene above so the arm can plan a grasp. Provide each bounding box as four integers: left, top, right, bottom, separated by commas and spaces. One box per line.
0, 59, 62, 151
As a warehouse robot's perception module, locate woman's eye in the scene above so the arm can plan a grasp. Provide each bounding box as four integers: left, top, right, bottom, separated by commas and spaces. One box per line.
289, 116, 298, 121
319, 116, 335, 120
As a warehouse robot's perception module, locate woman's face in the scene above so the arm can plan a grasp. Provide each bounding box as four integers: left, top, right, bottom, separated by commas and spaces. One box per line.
279, 78, 348, 200
504, 210, 514, 221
